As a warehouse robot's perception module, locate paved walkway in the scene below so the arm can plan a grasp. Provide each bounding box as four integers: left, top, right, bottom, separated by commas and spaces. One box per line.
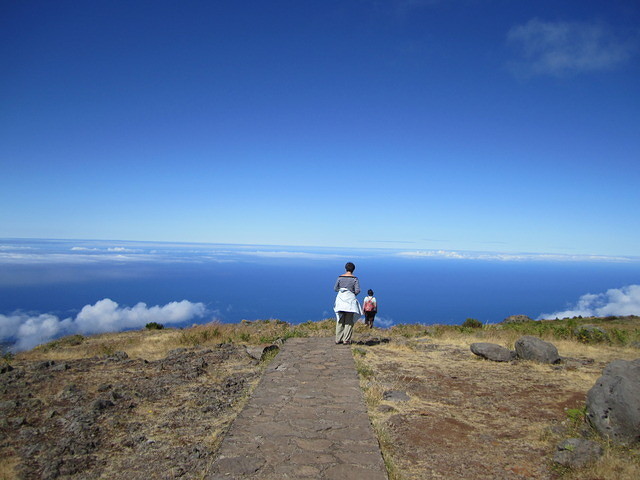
209, 337, 388, 479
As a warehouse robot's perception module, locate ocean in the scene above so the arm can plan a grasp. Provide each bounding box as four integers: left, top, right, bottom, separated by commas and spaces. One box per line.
1, 238, 639, 350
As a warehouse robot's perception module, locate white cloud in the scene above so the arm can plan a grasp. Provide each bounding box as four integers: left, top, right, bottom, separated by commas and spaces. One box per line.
236, 250, 344, 260
0, 299, 207, 351
539, 285, 640, 319
396, 250, 636, 262
374, 315, 395, 328
507, 19, 633, 77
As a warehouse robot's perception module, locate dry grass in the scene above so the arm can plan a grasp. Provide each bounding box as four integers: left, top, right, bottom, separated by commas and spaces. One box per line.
6, 316, 640, 479
16, 318, 336, 363
352, 322, 640, 480
0, 456, 18, 480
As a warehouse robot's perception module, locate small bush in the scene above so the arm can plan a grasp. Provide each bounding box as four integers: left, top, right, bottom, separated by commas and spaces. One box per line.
356, 362, 374, 379
145, 322, 164, 330
574, 326, 610, 344
462, 318, 483, 329
610, 328, 629, 345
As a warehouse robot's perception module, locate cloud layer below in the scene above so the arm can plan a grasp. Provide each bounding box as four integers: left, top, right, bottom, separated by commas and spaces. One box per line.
0, 299, 207, 352
539, 285, 640, 319
396, 250, 635, 262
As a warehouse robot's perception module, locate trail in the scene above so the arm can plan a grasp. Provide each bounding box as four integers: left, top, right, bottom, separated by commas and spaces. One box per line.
209, 337, 387, 479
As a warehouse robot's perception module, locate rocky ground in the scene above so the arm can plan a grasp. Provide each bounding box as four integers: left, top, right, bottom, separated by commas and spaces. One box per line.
352, 334, 640, 480
1, 319, 639, 480
0, 344, 262, 479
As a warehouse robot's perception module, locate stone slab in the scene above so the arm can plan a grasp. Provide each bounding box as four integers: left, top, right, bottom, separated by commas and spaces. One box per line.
209, 337, 388, 479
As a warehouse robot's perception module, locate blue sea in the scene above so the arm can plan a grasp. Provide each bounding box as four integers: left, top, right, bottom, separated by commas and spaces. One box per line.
1, 239, 639, 351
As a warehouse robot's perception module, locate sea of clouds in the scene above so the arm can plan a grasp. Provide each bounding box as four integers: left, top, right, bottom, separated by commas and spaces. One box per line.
0, 298, 206, 352
539, 285, 640, 320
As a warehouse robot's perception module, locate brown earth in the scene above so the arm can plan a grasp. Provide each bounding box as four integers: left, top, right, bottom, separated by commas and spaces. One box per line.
353, 335, 640, 480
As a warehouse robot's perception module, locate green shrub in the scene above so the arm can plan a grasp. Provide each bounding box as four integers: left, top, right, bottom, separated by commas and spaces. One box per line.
2, 349, 14, 363
574, 326, 610, 344
609, 328, 629, 345
145, 322, 164, 330
355, 362, 374, 379
462, 318, 483, 329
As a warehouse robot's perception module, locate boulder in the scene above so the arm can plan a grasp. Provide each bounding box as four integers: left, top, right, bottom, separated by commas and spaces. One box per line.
470, 343, 515, 362
553, 438, 603, 468
586, 358, 640, 444
514, 336, 560, 364
502, 314, 532, 324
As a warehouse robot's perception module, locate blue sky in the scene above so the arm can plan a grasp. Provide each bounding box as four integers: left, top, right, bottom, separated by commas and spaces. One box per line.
2, 0, 639, 257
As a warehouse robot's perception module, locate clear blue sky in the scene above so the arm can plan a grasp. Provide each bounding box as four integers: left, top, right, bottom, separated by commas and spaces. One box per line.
2, 0, 639, 257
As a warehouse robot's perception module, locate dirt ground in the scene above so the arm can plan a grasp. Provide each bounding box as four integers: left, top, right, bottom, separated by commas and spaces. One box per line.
354, 336, 640, 480
0, 344, 262, 480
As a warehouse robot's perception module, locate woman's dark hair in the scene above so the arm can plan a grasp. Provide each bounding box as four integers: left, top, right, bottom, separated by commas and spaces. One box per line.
345, 262, 355, 273
368, 289, 374, 296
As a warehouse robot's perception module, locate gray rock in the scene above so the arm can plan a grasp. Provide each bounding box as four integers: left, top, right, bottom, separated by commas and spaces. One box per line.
245, 344, 279, 362
383, 390, 410, 402
35, 360, 55, 370
107, 351, 128, 361
514, 336, 561, 364
502, 314, 532, 324
553, 438, 603, 468
586, 358, 640, 444
92, 398, 114, 411
470, 343, 515, 362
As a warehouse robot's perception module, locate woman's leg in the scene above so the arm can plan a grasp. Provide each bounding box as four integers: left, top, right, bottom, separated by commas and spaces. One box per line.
365, 312, 373, 328
335, 312, 345, 343
343, 313, 355, 343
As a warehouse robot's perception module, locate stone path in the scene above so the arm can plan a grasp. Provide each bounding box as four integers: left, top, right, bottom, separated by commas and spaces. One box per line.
209, 337, 388, 479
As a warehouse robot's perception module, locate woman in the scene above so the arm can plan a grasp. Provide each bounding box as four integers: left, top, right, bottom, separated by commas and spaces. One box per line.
363, 289, 377, 328
333, 262, 362, 345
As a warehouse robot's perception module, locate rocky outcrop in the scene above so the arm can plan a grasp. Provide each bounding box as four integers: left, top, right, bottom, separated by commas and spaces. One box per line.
470, 343, 515, 362
553, 438, 603, 468
514, 336, 561, 364
586, 358, 640, 444
502, 314, 532, 324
